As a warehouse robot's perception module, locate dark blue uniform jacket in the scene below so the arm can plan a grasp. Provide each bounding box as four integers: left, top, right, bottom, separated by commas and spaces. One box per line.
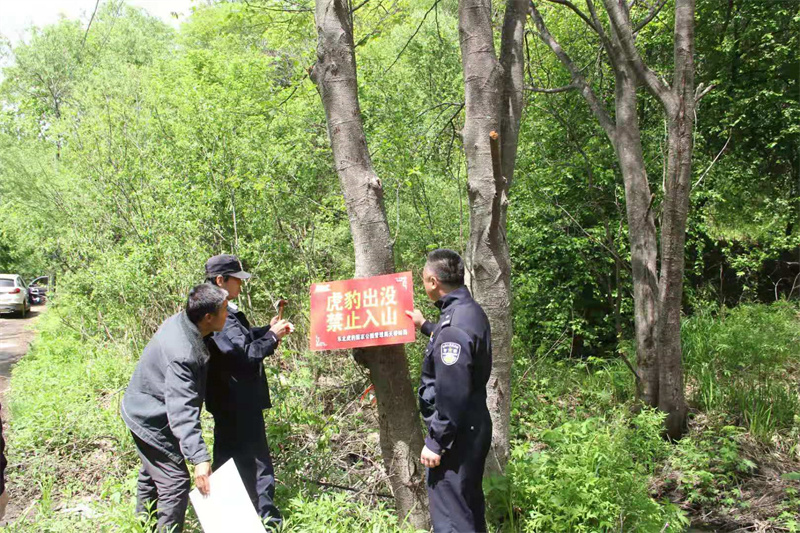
418, 286, 492, 456
205, 305, 279, 415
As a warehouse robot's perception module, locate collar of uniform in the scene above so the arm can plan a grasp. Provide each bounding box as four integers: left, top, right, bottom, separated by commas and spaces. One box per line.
227, 301, 239, 313
435, 285, 471, 311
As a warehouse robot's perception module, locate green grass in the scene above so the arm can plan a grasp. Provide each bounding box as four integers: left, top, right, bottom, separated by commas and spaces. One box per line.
682, 302, 800, 442
4, 302, 800, 531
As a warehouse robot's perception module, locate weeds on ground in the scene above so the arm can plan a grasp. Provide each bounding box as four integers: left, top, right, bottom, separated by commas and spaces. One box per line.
5, 303, 800, 531
487, 408, 687, 533
682, 302, 800, 442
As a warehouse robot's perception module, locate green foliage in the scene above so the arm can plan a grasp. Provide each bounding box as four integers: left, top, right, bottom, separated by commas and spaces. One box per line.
682, 303, 800, 440
281, 493, 424, 532
1, 0, 799, 531
9, 312, 134, 453
489, 409, 686, 533
666, 424, 755, 506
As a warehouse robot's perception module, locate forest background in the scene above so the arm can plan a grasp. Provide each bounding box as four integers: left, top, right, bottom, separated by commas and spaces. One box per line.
0, 0, 799, 531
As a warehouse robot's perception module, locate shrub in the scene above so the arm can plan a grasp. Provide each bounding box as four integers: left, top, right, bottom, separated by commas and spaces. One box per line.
491, 408, 687, 533
667, 425, 755, 506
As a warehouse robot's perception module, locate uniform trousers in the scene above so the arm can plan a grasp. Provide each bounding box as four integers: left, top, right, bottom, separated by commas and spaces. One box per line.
426, 413, 492, 533
212, 409, 281, 524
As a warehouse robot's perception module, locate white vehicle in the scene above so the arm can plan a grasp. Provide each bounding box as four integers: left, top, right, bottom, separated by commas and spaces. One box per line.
0, 274, 31, 318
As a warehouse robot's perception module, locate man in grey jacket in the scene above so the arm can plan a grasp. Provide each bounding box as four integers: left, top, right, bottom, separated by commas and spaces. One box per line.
121, 283, 228, 532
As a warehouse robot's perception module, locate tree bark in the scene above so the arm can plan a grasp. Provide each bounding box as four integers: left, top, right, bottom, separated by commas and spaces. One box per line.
310, 0, 429, 526
458, 0, 527, 474
602, 0, 694, 437
612, 64, 660, 408
656, 0, 695, 439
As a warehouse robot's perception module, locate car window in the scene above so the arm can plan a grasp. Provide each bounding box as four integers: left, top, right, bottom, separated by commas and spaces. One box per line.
0, 279, 13, 287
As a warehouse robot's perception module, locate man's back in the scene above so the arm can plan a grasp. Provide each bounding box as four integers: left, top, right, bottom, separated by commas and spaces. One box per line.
446, 289, 492, 394
419, 286, 492, 433
121, 311, 210, 465
205, 306, 277, 415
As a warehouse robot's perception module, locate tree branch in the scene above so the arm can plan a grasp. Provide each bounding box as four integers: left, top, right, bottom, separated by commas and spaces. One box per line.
694, 82, 714, 103
350, 0, 370, 13
530, 2, 617, 146
542, 0, 597, 32
553, 197, 632, 274
526, 84, 576, 93
244, 0, 313, 12
601, 0, 676, 112
383, 0, 441, 74
584, 0, 615, 55
694, 131, 731, 188
633, 0, 668, 34
82, 0, 101, 48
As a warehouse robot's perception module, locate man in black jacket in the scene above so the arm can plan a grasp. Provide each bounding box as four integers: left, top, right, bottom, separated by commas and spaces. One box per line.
406, 249, 493, 533
204, 254, 293, 526
121, 283, 229, 533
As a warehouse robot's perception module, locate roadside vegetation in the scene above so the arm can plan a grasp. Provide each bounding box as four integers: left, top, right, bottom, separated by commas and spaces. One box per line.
4, 303, 800, 531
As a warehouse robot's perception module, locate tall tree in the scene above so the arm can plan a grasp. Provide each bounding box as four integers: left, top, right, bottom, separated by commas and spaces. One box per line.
458, 0, 528, 470
529, 0, 697, 437
310, 0, 429, 526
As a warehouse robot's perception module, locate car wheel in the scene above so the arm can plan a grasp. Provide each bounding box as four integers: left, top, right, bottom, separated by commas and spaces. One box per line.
19, 305, 26, 319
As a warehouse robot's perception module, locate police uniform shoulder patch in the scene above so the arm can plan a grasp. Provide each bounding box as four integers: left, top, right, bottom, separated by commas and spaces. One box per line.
440, 342, 461, 366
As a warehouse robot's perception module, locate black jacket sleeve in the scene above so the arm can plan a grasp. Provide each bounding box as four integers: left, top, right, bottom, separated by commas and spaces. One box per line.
165, 359, 210, 465
212, 317, 279, 372
424, 326, 473, 455
0, 402, 6, 495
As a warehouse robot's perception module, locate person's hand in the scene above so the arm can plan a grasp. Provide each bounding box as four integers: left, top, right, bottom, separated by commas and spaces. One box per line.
270, 315, 279, 327
420, 445, 441, 468
270, 319, 294, 339
405, 309, 426, 330
194, 461, 212, 496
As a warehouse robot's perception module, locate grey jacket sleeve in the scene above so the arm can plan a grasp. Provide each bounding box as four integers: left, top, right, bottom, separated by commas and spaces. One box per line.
165, 359, 210, 465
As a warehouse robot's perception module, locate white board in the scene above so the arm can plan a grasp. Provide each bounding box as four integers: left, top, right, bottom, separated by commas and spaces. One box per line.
189, 459, 265, 533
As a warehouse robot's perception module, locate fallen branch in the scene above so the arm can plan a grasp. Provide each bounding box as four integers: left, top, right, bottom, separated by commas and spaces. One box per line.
297, 476, 393, 499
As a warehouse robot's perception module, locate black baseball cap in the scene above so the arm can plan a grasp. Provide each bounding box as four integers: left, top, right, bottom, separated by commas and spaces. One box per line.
205, 254, 252, 280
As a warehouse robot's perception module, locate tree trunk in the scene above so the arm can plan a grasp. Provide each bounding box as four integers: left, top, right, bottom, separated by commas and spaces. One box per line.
310, 0, 429, 526
459, 0, 527, 474
656, 0, 695, 439
613, 66, 660, 408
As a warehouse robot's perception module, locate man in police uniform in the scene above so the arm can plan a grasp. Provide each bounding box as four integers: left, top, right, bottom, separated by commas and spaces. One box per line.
406, 249, 492, 533
204, 254, 293, 527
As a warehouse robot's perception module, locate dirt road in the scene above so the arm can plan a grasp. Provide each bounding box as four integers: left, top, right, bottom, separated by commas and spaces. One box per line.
0, 308, 43, 408
0, 307, 44, 526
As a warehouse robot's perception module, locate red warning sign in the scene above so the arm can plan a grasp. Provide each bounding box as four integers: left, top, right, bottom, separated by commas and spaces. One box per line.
309, 272, 416, 351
